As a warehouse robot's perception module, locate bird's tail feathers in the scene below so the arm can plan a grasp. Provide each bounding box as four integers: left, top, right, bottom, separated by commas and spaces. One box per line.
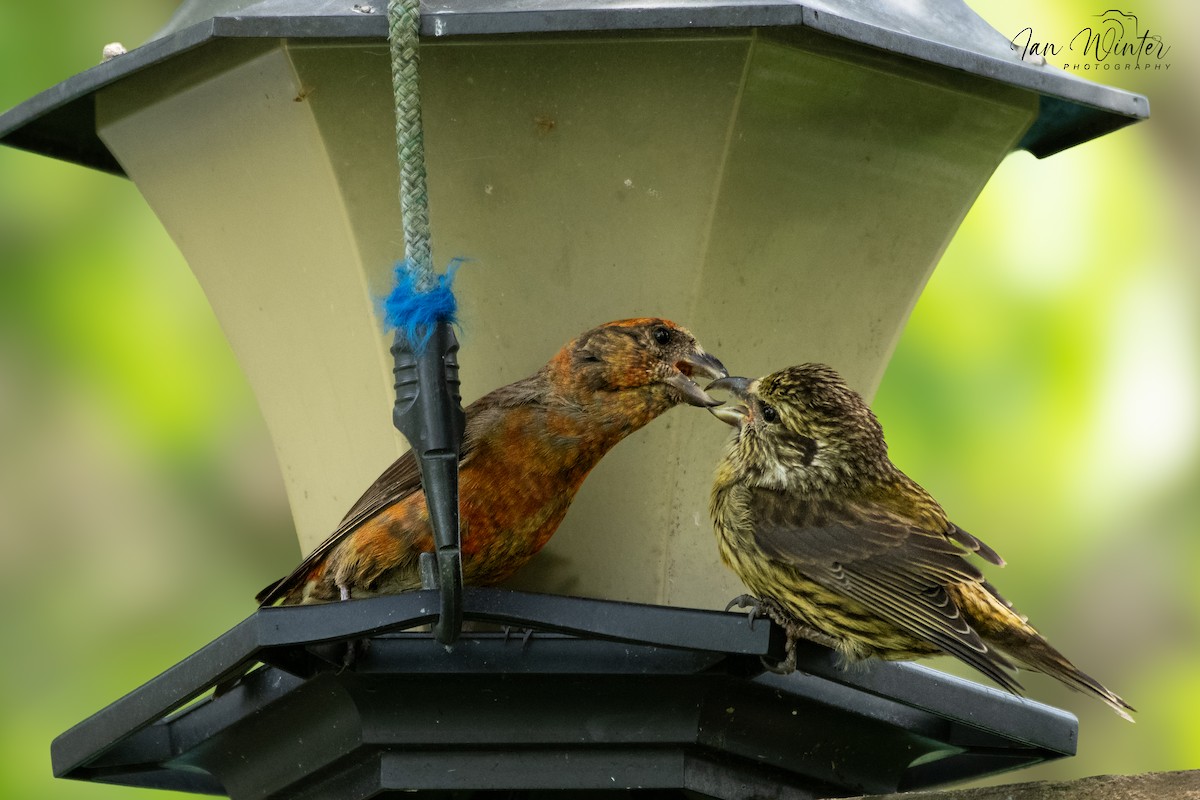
962, 646, 1026, 697
998, 629, 1135, 722
255, 577, 287, 605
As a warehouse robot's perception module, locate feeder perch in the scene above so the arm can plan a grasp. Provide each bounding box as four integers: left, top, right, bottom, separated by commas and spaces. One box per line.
1, 1, 1144, 797
50, 588, 1080, 798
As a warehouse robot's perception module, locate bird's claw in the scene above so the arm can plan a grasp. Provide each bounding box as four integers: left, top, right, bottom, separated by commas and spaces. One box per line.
760, 649, 798, 675
336, 638, 371, 674
763, 622, 840, 675
305, 635, 371, 674
725, 593, 769, 629
725, 595, 804, 675
502, 625, 536, 650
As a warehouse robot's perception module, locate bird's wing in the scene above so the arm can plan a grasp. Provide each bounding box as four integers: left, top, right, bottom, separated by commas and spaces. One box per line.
336, 448, 424, 526
749, 488, 1022, 693
256, 374, 548, 606
946, 523, 1005, 566
254, 445, 444, 605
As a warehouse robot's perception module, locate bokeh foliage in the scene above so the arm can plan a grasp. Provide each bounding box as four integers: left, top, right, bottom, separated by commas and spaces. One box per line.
0, 1, 1196, 797
873, 0, 1199, 780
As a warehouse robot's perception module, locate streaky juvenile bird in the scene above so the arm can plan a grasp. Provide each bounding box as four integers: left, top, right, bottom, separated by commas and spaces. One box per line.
707, 364, 1134, 721
257, 318, 726, 606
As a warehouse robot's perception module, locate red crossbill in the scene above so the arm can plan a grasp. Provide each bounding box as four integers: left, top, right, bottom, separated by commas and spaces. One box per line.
708, 364, 1134, 721
257, 318, 726, 606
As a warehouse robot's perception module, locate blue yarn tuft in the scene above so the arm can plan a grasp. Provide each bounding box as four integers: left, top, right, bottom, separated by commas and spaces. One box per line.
383, 259, 463, 352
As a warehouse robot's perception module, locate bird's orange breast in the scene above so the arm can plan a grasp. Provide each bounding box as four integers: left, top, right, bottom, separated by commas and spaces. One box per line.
330, 405, 613, 591
455, 405, 607, 583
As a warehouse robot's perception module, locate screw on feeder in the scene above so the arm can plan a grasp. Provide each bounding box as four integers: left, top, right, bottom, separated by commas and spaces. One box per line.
385, 0, 465, 645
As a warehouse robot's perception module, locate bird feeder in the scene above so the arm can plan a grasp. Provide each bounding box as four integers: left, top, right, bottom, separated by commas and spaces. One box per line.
2, 1, 1144, 797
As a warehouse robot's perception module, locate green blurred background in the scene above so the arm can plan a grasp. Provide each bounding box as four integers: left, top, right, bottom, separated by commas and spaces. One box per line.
0, 2, 1195, 798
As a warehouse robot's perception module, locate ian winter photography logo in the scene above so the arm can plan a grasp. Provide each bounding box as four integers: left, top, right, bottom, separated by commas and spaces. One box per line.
1011, 9, 1172, 72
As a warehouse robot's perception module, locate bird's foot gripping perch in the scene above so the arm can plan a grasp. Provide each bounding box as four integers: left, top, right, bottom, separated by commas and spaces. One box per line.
725, 594, 795, 673
725, 594, 773, 628
502, 626, 537, 650
305, 636, 372, 674
725, 594, 843, 675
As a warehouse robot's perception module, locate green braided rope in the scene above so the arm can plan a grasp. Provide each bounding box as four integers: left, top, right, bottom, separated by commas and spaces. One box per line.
388, 0, 434, 292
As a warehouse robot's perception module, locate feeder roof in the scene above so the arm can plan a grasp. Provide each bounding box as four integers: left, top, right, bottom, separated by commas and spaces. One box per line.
1, 0, 1146, 175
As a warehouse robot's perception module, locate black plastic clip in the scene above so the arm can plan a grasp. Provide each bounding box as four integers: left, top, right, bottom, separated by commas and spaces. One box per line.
390, 321, 465, 644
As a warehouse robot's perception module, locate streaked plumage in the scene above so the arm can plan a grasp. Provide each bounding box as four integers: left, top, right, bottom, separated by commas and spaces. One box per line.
708, 364, 1133, 721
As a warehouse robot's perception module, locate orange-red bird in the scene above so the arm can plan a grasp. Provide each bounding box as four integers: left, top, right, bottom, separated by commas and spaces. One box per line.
257, 318, 726, 606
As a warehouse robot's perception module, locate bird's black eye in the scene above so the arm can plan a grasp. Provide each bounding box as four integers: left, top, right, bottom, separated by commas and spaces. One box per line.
760, 404, 779, 424
652, 325, 672, 345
